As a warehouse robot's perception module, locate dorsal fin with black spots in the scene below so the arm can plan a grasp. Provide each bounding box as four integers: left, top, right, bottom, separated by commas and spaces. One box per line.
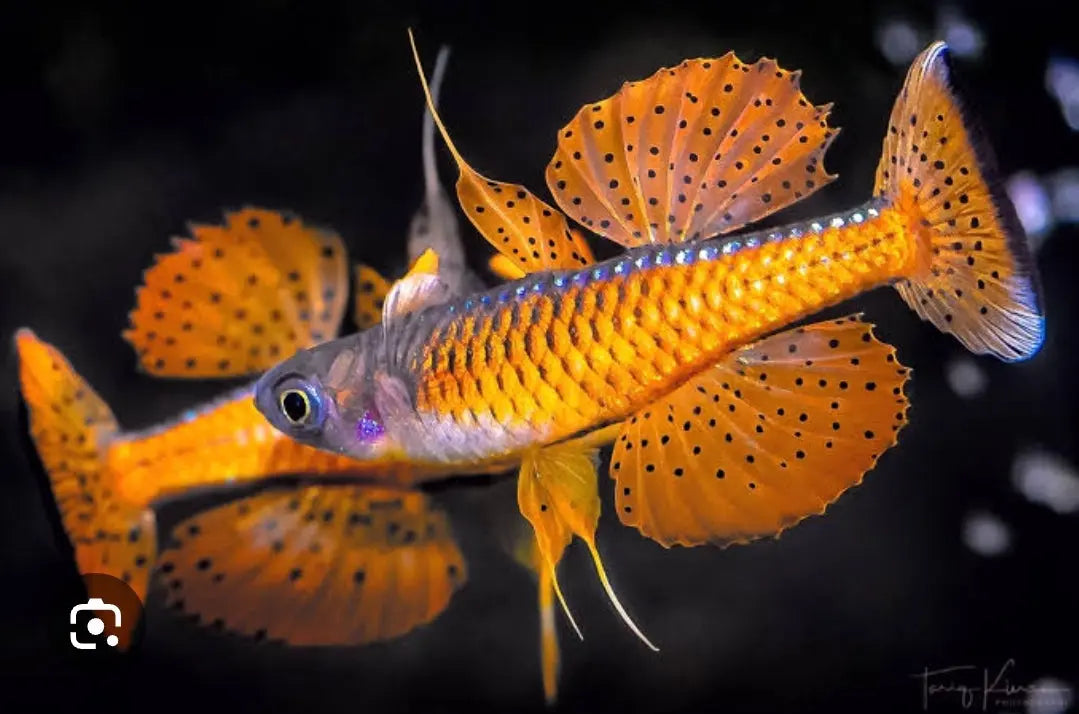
124, 208, 348, 378
408, 30, 596, 276
353, 263, 393, 330
546, 53, 839, 247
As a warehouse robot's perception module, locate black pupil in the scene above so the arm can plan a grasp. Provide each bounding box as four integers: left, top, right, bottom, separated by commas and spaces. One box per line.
282, 391, 308, 423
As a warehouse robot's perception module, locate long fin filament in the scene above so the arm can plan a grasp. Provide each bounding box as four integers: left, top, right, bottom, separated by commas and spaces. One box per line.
585, 541, 659, 651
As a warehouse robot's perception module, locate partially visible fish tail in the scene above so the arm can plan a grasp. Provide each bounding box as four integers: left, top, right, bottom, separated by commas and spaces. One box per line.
877, 42, 1044, 362
15, 329, 157, 602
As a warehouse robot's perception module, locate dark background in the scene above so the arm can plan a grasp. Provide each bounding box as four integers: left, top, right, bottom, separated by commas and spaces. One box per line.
1, 1, 1076, 712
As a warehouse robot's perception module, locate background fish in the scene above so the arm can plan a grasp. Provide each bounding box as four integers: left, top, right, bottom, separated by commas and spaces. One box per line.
16, 209, 466, 647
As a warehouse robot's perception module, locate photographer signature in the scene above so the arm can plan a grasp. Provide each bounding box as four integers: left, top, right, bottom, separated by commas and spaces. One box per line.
913, 659, 1070, 711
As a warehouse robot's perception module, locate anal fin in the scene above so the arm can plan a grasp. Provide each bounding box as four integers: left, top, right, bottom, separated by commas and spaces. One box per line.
613, 315, 911, 547
159, 485, 466, 646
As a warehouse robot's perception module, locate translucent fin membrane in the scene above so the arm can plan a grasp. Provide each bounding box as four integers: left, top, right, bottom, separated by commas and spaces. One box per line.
876, 42, 1044, 362
613, 316, 910, 547
546, 53, 839, 247
407, 30, 595, 275
159, 485, 466, 645
15, 329, 157, 601
517, 444, 657, 650
125, 208, 348, 377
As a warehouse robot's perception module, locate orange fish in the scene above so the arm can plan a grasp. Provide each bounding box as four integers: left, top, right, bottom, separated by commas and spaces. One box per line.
252, 36, 1043, 660
16, 207, 466, 647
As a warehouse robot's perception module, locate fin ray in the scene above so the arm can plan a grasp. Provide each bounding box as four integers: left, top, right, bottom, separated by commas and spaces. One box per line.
407, 30, 595, 275
517, 444, 655, 649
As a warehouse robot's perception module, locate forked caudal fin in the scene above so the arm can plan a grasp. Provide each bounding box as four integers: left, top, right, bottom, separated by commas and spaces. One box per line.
877, 42, 1044, 362
15, 329, 157, 602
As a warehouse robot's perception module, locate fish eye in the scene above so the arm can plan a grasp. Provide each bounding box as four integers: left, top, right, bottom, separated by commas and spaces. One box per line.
269, 375, 325, 431
279, 388, 311, 425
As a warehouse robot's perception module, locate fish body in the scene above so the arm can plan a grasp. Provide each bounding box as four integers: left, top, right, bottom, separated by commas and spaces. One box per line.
414, 199, 910, 460
103, 383, 359, 506
254, 39, 1043, 658
16, 208, 468, 642
264, 198, 910, 466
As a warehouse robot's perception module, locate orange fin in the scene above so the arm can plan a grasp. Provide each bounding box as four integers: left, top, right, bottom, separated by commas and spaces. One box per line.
546, 53, 838, 247
159, 485, 466, 646
353, 264, 393, 330
507, 524, 561, 706
408, 30, 595, 275
15, 329, 157, 601
875, 42, 1044, 361
517, 444, 656, 650
124, 208, 348, 378
612, 316, 910, 547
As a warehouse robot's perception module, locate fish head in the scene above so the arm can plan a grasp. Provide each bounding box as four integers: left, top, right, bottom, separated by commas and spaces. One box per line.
254, 328, 413, 462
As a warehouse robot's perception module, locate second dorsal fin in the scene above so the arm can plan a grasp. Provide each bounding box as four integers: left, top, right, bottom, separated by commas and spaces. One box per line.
546, 53, 839, 247
124, 208, 348, 377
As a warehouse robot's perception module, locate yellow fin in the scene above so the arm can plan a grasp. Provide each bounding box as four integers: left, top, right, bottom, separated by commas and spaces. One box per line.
159, 485, 466, 646
15, 329, 157, 602
353, 264, 392, 330
546, 53, 838, 247
517, 443, 657, 651
406, 247, 440, 276
124, 208, 348, 377
489, 254, 528, 281
407, 30, 595, 275
613, 316, 910, 547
